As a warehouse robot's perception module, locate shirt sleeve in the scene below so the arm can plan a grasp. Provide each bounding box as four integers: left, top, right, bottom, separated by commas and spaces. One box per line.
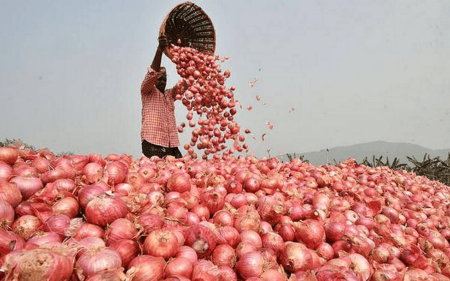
141, 67, 162, 95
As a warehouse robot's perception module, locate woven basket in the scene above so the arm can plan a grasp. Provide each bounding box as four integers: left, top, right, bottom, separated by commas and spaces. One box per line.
159, 2, 216, 59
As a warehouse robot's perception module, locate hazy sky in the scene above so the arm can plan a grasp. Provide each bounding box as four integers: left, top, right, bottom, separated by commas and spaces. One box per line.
1, 0, 449, 159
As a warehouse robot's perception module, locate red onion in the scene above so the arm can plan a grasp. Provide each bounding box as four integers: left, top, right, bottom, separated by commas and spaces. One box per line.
12, 214, 43, 240
324, 221, 346, 242
191, 259, 221, 281
218, 265, 238, 281
143, 228, 179, 259
82, 162, 104, 184
213, 209, 234, 226
0, 147, 18, 165
165, 257, 193, 279
26, 231, 62, 246
257, 197, 286, 226
0, 228, 26, 255
126, 255, 166, 281
342, 253, 372, 280
136, 213, 164, 234
41, 167, 70, 184
53, 178, 77, 193
278, 242, 315, 273
52, 197, 80, 218
243, 176, 261, 193
108, 239, 140, 268
105, 161, 127, 185
12, 163, 38, 177
229, 193, 247, 208
184, 224, 217, 259
293, 219, 325, 249
2, 247, 74, 281
277, 223, 295, 242
403, 268, 430, 281
78, 185, 106, 209
236, 250, 276, 279
234, 205, 261, 233
202, 187, 225, 214
137, 164, 156, 182
260, 269, 286, 281
315, 264, 359, 281
371, 264, 403, 281
76, 247, 122, 278
85, 193, 128, 227
240, 230, 262, 248
69, 154, 89, 175
226, 180, 243, 194
43, 214, 73, 239
261, 231, 284, 253
217, 225, 241, 248
259, 221, 273, 234
0, 162, 13, 181
212, 244, 237, 268
0, 200, 15, 228
175, 245, 198, 264
75, 236, 106, 258
10, 175, 43, 200
236, 242, 258, 260
85, 268, 128, 281
105, 218, 138, 245
190, 204, 210, 220
72, 222, 105, 240
165, 203, 189, 224
167, 172, 192, 193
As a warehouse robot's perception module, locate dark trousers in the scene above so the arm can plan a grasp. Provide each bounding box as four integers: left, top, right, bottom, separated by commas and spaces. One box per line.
141, 139, 182, 159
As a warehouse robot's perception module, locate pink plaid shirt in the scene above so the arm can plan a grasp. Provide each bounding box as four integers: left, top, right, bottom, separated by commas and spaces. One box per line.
140, 67, 180, 147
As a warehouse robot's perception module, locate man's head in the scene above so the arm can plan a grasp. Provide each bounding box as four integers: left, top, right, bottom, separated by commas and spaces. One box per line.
156, 67, 167, 93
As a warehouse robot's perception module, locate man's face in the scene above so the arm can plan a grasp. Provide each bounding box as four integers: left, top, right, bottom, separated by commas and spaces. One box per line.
156, 67, 167, 93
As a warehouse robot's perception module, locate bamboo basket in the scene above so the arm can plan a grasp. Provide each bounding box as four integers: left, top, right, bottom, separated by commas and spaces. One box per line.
159, 1, 216, 59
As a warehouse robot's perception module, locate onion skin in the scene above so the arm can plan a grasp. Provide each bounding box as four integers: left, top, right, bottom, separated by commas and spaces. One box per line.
1, 247, 74, 281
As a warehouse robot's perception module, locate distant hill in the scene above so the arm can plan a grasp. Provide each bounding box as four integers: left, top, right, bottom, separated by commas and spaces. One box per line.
282, 141, 450, 166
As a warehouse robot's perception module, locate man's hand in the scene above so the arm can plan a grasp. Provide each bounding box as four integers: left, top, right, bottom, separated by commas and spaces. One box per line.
158, 35, 169, 51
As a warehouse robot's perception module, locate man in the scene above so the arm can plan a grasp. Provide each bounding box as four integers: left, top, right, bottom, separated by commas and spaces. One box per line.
140, 35, 186, 158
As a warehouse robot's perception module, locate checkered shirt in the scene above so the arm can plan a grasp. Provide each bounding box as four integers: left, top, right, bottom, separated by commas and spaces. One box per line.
140, 67, 180, 147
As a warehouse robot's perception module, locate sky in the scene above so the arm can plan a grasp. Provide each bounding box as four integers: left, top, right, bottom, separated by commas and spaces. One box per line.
1, 0, 449, 160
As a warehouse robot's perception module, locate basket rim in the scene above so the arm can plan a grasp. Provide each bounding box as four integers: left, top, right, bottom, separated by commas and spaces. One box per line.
159, 1, 216, 59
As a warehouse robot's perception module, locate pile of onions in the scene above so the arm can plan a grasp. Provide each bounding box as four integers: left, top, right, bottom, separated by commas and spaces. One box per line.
1, 128, 450, 280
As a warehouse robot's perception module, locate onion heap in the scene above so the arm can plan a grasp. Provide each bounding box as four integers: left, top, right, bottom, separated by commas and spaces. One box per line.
0, 145, 449, 280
